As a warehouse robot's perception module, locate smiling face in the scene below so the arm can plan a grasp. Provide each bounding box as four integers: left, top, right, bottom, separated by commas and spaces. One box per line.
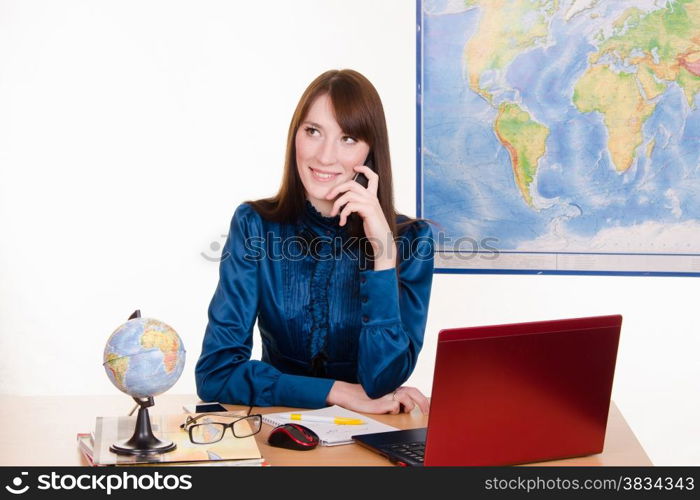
295, 93, 370, 216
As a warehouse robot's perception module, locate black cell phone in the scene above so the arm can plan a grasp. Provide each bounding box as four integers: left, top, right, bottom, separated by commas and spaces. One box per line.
183, 402, 228, 413
352, 152, 373, 188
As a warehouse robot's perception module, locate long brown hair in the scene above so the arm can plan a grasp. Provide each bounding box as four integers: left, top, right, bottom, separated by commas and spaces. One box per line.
248, 69, 421, 244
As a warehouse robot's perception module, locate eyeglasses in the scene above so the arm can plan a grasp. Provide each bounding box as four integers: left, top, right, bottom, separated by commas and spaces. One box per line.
180, 413, 262, 444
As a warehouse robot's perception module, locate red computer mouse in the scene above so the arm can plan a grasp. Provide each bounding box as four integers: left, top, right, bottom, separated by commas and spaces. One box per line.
267, 423, 319, 451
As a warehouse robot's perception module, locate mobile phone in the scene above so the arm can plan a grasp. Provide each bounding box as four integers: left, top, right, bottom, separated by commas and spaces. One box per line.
183, 402, 228, 413
352, 152, 373, 188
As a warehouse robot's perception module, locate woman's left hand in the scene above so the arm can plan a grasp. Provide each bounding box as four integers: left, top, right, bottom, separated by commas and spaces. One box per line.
326, 381, 430, 415
386, 386, 431, 415
325, 165, 396, 269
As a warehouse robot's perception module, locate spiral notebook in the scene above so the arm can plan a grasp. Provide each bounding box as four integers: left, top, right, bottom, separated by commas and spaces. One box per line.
262, 405, 399, 446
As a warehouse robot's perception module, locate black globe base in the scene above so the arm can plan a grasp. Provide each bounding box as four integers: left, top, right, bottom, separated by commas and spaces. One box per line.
110, 396, 176, 456
110, 438, 176, 456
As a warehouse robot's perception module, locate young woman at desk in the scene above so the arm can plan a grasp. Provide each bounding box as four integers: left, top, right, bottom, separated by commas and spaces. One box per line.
195, 69, 434, 415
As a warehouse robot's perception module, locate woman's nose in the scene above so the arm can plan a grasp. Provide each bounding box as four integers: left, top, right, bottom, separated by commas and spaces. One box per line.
316, 139, 337, 166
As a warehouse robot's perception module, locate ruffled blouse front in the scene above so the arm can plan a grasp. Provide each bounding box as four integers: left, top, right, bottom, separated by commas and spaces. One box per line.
195, 200, 435, 408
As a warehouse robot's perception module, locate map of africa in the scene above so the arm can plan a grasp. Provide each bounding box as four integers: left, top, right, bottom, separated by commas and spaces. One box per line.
419, 0, 700, 274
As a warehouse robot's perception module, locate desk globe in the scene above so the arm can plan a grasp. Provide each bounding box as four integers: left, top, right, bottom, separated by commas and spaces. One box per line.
103, 310, 186, 455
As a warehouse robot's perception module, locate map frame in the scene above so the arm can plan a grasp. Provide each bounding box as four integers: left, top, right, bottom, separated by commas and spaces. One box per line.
416, 0, 700, 277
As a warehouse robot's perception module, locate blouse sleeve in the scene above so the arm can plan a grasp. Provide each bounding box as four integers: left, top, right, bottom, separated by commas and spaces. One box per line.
195, 203, 334, 408
356, 220, 435, 398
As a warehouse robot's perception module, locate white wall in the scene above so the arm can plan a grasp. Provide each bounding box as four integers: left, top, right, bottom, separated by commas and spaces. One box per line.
0, 0, 697, 465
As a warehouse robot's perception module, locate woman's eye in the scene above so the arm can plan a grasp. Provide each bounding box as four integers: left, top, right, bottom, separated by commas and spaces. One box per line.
342, 135, 357, 144
305, 126, 320, 136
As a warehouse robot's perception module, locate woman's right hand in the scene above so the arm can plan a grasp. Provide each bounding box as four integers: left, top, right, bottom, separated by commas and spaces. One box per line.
326, 381, 430, 415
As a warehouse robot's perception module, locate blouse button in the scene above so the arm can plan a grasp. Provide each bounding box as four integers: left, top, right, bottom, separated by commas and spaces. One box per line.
361, 296, 368, 303
362, 315, 369, 323
360, 276, 367, 284
325, 230, 331, 236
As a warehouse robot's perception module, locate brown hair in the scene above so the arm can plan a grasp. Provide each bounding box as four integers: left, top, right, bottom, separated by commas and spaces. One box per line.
247, 69, 424, 245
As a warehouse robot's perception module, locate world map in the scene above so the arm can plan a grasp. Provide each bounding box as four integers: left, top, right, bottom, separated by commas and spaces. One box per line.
420, 0, 700, 274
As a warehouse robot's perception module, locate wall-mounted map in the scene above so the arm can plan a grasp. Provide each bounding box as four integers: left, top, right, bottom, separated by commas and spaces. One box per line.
418, 0, 700, 275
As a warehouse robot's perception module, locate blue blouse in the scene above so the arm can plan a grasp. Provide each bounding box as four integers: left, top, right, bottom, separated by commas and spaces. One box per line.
195, 200, 434, 408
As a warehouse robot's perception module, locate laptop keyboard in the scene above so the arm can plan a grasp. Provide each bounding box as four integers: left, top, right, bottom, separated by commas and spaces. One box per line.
385, 441, 425, 464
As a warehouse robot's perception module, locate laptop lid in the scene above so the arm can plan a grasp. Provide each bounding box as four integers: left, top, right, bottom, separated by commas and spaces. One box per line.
424, 315, 622, 466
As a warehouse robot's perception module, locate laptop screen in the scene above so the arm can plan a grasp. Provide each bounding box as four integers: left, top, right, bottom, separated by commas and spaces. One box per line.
424, 315, 622, 465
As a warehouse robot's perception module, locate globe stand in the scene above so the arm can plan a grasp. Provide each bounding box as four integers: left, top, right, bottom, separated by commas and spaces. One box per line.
110, 397, 176, 455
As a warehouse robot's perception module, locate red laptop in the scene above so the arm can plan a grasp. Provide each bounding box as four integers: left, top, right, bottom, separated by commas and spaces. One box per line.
353, 315, 622, 466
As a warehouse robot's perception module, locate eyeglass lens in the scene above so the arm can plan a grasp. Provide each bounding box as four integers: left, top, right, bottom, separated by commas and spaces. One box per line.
191, 422, 225, 444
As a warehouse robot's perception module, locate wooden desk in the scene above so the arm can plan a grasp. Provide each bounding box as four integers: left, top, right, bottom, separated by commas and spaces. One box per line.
0, 394, 651, 466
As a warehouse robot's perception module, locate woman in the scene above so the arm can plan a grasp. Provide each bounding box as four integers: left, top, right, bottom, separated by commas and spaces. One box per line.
195, 69, 434, 414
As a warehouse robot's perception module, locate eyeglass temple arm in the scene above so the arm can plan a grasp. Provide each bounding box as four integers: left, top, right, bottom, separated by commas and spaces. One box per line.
180, 411, 231, 429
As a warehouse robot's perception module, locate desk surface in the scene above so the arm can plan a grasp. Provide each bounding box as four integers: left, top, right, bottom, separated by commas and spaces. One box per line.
0, 394, 651, 466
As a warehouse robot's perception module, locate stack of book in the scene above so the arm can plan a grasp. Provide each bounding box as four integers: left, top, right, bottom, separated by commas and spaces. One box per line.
77, 412, 265, 467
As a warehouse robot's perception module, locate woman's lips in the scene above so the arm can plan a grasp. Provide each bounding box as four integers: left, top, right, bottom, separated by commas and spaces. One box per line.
309, 167, 341, 183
